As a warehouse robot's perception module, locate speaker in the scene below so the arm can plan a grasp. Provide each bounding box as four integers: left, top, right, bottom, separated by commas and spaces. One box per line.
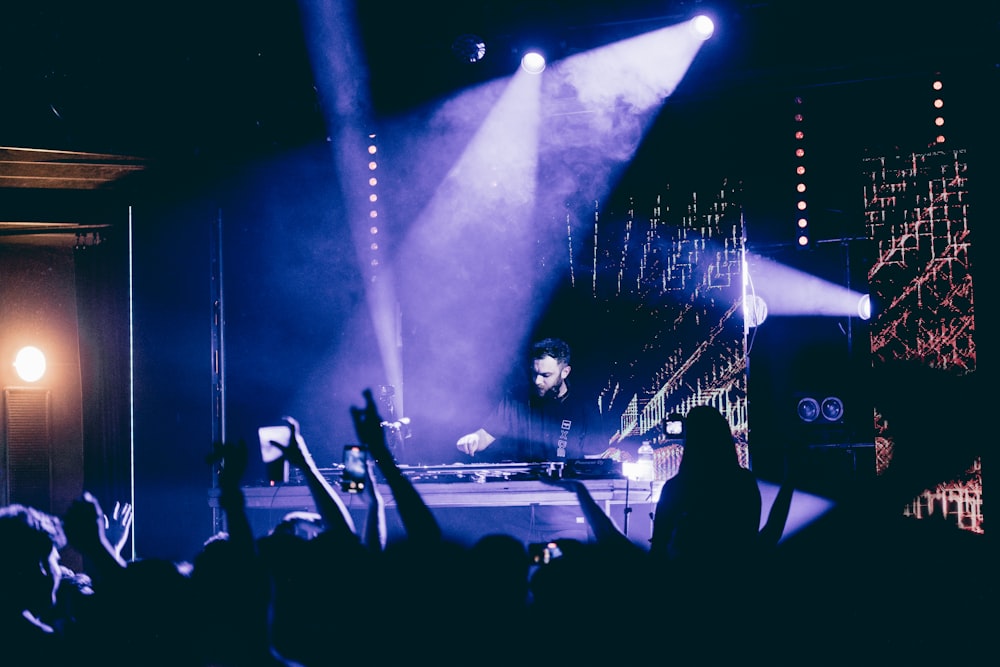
800, 442, 875, 498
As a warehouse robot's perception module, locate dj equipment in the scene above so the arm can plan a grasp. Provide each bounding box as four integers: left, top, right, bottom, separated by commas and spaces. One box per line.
208, 460, 661, 511
209, 460, 660, 545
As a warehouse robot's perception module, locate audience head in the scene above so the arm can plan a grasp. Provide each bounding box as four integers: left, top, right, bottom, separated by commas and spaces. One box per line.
0, 504, 67, 614
678, 404, 740, 472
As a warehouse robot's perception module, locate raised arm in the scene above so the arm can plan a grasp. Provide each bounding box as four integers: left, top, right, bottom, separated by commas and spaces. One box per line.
62, 491, 128, 579
210, 438, 255, 551
274, 417, 359, 544
540, 476, 640, 553
360, 454, 387, 552
351, 389, 442, 544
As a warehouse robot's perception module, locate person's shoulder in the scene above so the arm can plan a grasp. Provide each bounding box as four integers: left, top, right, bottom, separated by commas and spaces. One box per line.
500, 387, 532, 407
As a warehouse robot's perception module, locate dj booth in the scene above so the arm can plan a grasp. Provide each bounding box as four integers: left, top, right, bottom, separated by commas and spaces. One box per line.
210, 461, 662, 547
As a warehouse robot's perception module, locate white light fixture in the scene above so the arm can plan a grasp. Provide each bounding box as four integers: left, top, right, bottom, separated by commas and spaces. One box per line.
857, 294, 871, 320
689, 15, 715, 41
520, 50, 546, 74
743, 294, 768, 328
452, 34, 486, 63
14, 346, 46, 382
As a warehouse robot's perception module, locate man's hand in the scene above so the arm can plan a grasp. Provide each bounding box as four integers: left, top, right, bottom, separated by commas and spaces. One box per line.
271, 416, 314, 470
350, 389, 392, 465
214, 439, 250, 491
64, 491, 126, 568
104, 500, 133, 558
456, 429, 494, 456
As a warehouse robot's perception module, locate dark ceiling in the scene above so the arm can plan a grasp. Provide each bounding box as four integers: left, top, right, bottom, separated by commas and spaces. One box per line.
1, 0, 996, 166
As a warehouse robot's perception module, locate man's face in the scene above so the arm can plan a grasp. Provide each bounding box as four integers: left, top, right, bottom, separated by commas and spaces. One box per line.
532, 355, 570, 399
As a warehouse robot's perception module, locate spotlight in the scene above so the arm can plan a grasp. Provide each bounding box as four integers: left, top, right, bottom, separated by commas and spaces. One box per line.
857, 294, 871, 320
520, 50, 546, 74
451, 34, 487, 63
689, 15, 715, 40
743, 294, 768, 328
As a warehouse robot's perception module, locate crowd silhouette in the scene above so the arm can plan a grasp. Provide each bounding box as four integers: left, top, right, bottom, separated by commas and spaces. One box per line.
0, 363, 990, 666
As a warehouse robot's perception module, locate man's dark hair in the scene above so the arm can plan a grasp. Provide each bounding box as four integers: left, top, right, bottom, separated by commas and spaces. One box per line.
531, 338, 571, 365
0, 504, 66, 570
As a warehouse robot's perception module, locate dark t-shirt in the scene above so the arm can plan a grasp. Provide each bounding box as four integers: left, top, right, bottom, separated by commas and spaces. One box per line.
481, 385, 608, 462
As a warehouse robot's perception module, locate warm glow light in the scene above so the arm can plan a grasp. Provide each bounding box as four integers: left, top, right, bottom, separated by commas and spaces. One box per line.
14, 346, 46, 382
934, 117, 944, 127
795, 148, 805, 157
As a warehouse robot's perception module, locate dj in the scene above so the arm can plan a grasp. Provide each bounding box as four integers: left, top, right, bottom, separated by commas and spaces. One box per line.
456, 337, 610, 541
457, 337, 608, 461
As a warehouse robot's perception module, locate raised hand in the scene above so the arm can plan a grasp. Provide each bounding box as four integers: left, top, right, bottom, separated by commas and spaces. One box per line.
104, 500, 134, 559
272, 416, 312, 469
268, 415, 358, 540
350, 389, 392, 465
351, 388, 441, 544
63, 491, 126, 572
217, 439, 250, 489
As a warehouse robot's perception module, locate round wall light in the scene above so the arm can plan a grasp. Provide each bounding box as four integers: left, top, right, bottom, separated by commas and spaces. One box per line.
14, 346, 47, 382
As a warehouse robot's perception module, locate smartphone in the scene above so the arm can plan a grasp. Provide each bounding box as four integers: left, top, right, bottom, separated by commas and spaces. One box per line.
257, 425, 290, 463
341, 444, 368, 493
528, 541, 563, 565
258, 425, 290, 484
663, 415, 684, 436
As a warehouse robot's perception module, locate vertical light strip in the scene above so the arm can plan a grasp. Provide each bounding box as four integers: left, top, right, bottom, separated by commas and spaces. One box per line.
127, 205, 136, 561
931, 74, 946, 146
367, 133, 381, 285
210, 208, 226, 534
793, 95, 810, 248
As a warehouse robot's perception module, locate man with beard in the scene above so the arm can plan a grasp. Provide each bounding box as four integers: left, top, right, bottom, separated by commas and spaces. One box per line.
457, 337, 607, 462
456, 337, 609, 542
